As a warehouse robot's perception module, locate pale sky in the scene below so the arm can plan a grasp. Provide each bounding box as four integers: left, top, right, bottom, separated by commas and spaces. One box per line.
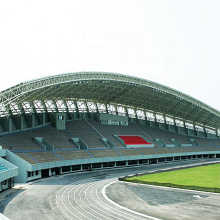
0, 0, 220, 110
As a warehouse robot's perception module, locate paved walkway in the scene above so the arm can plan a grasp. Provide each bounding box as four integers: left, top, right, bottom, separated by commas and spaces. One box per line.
0, 158, 219, 220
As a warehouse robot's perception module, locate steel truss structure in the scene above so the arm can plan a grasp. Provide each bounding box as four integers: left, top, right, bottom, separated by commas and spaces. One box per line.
0, 72, 219, 134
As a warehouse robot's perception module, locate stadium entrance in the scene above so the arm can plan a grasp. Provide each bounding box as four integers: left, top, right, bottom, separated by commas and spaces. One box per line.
41, 169, 50, 178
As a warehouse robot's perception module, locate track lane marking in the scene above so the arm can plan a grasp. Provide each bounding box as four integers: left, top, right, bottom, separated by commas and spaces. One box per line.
72, 180, 104, 220
89, 178, 134, 220
94, 179, 148, 220
56, 182, 82, 220
102, 181, 163, 220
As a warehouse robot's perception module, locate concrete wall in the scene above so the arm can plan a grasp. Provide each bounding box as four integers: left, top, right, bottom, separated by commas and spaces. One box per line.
6, 151, 31, 183
53, 113, 66, 130
95, 113, 128, 125
27, 170, 41, 182
5, 149, 218, 183
0, 149, 6, 157
0, 156, 18, 182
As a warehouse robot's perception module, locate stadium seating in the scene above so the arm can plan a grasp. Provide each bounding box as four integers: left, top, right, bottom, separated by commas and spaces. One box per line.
24, 151, 62, 163
137, 147, 159, 155
169, 146, 203, 153
86, 120, 125, 147
31, 126, 77, 150
14, 152, 38, 164
199, 146, 220, 151
136, 124, 193, 146
118, 135, 150, 145
195, 137, 220, 147
0, 138, 12, 150
210, 139, 220, 146
0, 119, 220, 165
154, 147, 173, 154
88, 149, 121, 158
55, 150, 92, 160
117, 148, 142, 156
66, 120, 107, 148
134, 124, 165, 146
2, 132, 43, 151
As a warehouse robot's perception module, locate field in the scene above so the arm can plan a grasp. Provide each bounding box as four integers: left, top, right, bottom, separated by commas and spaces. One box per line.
127, 163, 220, 189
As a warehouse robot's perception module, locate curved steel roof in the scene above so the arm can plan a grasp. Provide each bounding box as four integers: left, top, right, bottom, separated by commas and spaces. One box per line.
0, 72, 220, 130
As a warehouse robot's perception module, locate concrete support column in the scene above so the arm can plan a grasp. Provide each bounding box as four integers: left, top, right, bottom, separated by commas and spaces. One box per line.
105, 104, 109, 114
49, 168, 52, 177
43, 113, 46, 125
137, 160, 139, 165
59, 167, 62, 175
126, 161, 128, 166
186, 128, 190, 136
158, 122, 162, 129
193, 124, 199, 137
20, 116, 24, 130
207, 132, 210, 139
30, 114, 35, 128
114, 162, 117, 167
176, 126, 180, 134
39, 170, 42, 179
80, 164, 83, 171
203, 126, 208, 138
216, 129, 219, 137
100, 163, 103, 169
4, 118, 12, 133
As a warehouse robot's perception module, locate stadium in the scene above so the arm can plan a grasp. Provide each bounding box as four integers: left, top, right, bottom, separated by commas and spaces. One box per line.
0, 72, 220, 219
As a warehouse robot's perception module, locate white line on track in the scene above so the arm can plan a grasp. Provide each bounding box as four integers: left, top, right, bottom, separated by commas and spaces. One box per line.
72, 179, 104, 220
56, 178, 93, 220
89, 179, 128, 220
55, 175, 162, 220
88, 178, 141, 220
56, 181, 82, 220
83, 180, 115, 220
102, 181, 163, 220
93, 179, 147, 220
53, 159, 220, 220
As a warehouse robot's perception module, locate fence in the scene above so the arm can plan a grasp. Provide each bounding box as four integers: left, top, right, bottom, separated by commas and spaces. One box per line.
118, 161, 220, 193
119, 178, 220, 193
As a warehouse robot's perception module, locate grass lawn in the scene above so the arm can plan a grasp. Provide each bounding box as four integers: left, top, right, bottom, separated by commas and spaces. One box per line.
127, 163, 220, 188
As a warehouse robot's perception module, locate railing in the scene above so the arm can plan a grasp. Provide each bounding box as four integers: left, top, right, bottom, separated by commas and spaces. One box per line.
120, 178, 220, 193
118, 161, 220, 193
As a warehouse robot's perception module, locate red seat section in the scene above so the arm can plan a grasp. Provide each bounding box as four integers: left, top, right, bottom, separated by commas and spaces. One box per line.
118, 135, 151, 145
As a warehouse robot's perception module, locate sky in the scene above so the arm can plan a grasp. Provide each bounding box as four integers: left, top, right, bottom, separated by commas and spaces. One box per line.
0, 0, 220, 110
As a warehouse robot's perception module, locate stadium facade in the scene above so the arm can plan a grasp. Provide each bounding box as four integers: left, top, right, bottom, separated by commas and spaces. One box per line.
0, 72, 220, 189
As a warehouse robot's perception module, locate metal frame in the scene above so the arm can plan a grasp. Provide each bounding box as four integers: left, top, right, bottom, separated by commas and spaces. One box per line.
0, 72, 219, 132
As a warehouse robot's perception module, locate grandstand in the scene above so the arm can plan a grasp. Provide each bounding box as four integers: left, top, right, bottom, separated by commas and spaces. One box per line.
0, 72, 219, 185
